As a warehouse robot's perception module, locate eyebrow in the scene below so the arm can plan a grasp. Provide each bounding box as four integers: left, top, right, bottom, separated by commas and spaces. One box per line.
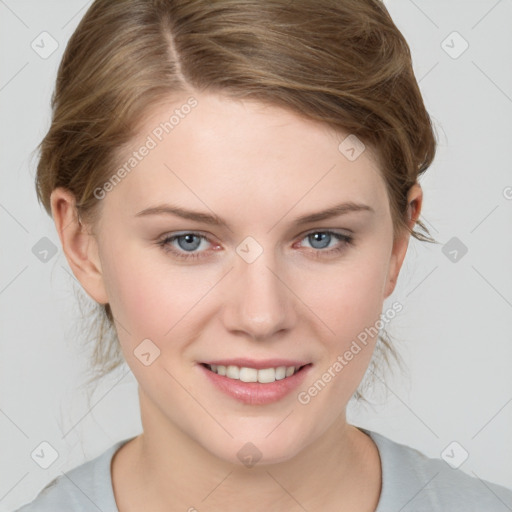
135, 201, 374, 227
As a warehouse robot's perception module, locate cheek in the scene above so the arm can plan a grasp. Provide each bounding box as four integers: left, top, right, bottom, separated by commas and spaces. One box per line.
103, 259, 163, 335
303, 246, 391, 344
100, 242, 216, 350
295, 255, 390, 414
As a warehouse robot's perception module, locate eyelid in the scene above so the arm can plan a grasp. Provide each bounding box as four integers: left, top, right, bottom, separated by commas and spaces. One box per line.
299, 227, 353, 237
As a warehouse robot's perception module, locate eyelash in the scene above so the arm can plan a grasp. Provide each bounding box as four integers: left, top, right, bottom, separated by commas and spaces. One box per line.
157, 230, 354, 260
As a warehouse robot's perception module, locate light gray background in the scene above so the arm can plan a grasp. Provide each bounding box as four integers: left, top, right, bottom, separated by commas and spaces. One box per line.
1, 1, 511, 510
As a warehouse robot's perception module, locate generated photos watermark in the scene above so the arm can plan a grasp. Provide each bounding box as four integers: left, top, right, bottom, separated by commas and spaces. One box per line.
93, 96, 198, 200
297, 301, 403, 405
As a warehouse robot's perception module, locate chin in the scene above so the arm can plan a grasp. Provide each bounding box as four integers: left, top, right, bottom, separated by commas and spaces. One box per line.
198, 424, 310, 468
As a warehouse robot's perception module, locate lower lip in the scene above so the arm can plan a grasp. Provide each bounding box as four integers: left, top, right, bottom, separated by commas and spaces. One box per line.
199, 364, 312, 405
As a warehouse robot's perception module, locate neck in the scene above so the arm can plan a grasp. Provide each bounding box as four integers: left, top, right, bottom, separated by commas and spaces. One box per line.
112, 388, 381, 512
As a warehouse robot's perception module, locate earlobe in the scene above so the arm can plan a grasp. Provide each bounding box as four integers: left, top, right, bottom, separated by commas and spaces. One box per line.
383, 184, 423, 299
50, 187, 109, 304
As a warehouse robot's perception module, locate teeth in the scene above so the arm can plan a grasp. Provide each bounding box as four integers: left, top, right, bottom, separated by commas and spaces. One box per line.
239, 367, 258, 382
207, 364, 301, 383
226, 365, 240, 379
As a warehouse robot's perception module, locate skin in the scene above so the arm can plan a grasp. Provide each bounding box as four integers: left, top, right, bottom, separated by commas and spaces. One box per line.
51, 91, 422, 512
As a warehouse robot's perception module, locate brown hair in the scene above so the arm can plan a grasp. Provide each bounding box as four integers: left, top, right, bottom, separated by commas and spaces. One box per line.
35, 0, 437, 393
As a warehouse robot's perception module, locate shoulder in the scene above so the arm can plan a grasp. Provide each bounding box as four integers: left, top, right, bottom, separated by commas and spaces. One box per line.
363, 429, 512, 512
14, 438, 134, 512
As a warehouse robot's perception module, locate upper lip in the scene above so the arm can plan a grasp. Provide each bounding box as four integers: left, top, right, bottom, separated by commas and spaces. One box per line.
201, 358, 311, 370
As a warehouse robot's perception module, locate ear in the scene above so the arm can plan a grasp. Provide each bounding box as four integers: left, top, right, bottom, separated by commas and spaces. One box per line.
50, 187, 109, 304
383, 183, 423, 299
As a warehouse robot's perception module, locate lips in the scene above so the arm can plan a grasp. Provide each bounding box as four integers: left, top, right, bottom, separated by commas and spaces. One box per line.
198, 359, 313, 405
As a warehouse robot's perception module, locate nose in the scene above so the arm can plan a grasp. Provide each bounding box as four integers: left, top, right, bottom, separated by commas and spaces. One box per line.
221, 248, 297, 341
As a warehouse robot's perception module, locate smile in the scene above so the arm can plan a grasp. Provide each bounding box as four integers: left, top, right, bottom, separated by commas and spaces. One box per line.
199, 361, 312, 405
204, 364, 304, 383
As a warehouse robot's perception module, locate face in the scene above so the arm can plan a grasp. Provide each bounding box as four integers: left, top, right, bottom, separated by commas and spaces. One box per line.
56, 91, 417, 465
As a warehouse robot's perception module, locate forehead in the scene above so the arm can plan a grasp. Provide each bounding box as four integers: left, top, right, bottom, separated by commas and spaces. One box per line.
106, 92, 388, 221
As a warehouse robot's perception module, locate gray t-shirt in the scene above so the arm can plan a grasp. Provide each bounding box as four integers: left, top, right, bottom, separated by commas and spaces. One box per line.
14, 429, 512, 511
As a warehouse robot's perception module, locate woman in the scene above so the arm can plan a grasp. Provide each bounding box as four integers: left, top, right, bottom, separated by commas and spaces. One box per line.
16, 0, 512, 510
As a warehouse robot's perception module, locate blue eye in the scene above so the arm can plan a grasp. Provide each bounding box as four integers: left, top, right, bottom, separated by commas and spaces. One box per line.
157, 230, 353, 260
302, 231, 352, 251
158, 232, 210, 260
